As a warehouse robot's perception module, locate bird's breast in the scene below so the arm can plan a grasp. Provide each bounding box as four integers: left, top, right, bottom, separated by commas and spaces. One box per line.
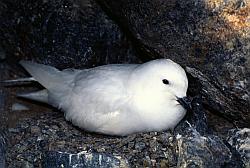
132, 100, 186, 131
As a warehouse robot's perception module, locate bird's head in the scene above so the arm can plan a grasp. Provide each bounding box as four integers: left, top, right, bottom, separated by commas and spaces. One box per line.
129, 59, 191, 111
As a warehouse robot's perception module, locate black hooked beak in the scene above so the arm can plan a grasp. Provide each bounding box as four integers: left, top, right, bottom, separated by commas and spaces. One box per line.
177, 96, 192, 110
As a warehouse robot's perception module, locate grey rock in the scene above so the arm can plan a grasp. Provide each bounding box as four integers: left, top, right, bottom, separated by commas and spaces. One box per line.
228, 128, 250, 168
0, 64, 7, 168
96, 0, 250, 127
175, 121, 243, 168
42, 151, 129, 168
11, 103, 29, 111
174, 99, 243, 168
0, 0, 139, 69
30, 126, 41, 134
0, 131, 7, 168
21, 161, 34, 168
186, 66, 248, 127
8, 128, 21, 133
0, 45, 6, 60
0, 84, 7, 131
183, 95, 210, 135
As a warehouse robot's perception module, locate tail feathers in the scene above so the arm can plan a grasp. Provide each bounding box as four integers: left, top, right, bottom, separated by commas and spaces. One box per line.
17, 89, 49, 103
17, 61, 77, 106
20, 61, 64, 90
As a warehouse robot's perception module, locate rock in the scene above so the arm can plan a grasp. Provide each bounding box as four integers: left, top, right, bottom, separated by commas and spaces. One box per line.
0, 0, 139, 69
96, 0, 250, 127
21, 161, 34, 168
174, 121, 243, 168
186, 66, 249, 128
0, 131, 7, 168
183, 95, 210, 135
0, 81, 7, 131
5, 104, 244, 167
0, 45, 6, 61
227, 128, 250, 168
30, 126, 41, 134
174, 96, 243, 167
42, 151, 129, 168
0, 65, 7, 168
11, 103, 29, 111
8, 128, 21, 133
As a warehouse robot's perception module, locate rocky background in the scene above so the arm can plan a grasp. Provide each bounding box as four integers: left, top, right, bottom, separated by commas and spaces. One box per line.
0, 0, 249, 167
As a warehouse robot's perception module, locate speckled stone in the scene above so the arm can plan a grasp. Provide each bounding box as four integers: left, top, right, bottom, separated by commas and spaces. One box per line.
42, 151, 129, 168
0, 131, 6, 168
30, 126, 41, 134
227, 128, 250, 168
0, 0, 140, 69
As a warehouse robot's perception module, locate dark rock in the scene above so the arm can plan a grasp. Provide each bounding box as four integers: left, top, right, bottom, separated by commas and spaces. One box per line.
174, 121, 243, 168
96, 0, 250, 127
11, 102, 29, 111
0, 45, 6, 61
0, 131, 7, 168
186, 66, 248, 127
183, 95, 210, 135
30, 126, 41, 134
173, 99, 243, 167
5, 110, 244, 167
0, 74, 7, 131
21, 161, 34, 168
0, 0, 140, 69
227, 128, 250, 168
0, 63, 7, 168
8, 128, 20, 133
42, 150, 129, 168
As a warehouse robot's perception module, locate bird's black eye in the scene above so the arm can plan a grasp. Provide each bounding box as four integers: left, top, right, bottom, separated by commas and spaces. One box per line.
162, 79, 169, 85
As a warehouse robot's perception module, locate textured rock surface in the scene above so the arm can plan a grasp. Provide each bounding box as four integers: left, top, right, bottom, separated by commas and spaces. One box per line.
96, 0, 250, 127
0, 62, 7, 168
0, 0, 139, 69
42, 151, 129, 168
0, 63, 7, 129
228, 128, 250, 168
0, 132, 6, 168
177, 121, 245, 168
175, 97, 243, 168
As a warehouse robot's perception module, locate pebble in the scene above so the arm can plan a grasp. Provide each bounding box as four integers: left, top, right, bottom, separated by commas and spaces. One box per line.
8, 128, 20, 133
11, 103, 29, 111
30, 126, 40, 134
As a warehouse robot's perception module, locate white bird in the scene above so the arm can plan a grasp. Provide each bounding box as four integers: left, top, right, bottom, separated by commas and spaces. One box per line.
8, 59, 191, 136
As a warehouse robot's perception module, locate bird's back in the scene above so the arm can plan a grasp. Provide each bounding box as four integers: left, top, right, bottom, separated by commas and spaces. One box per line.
54, 64, 139, 134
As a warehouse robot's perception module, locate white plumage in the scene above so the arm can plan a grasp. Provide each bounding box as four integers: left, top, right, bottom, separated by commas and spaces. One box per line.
17, 59, 189, 135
